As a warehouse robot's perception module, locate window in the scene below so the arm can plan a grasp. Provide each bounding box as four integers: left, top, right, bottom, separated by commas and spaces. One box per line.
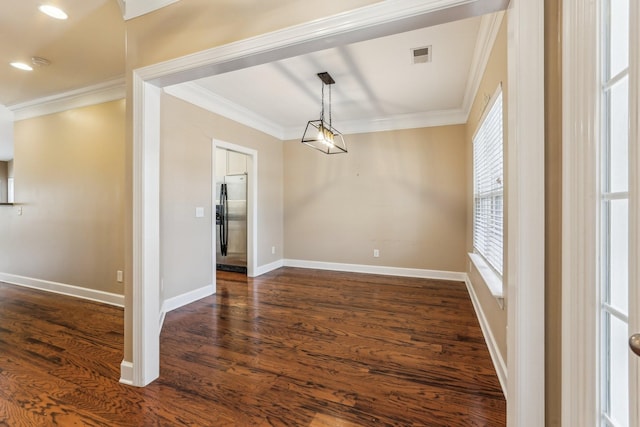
600, 0, 630, 425
472, 87, 504, 277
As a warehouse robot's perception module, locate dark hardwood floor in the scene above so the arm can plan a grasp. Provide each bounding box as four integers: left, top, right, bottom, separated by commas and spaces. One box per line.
0, 268, 505, 426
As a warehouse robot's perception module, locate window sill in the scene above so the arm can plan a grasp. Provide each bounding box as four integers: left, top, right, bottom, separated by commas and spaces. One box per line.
468, 252, 504, 307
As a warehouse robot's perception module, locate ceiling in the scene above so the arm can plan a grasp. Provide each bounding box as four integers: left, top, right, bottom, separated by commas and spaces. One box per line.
0, 0, 125, 108
179, 13, 487, 140
0, 0, 502, 160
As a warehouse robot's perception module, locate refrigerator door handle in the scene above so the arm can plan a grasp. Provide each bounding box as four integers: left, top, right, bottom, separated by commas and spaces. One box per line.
220, 183, 228, 256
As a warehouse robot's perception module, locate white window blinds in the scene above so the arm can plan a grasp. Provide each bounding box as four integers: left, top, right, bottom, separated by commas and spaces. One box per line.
473, 88, 504, 276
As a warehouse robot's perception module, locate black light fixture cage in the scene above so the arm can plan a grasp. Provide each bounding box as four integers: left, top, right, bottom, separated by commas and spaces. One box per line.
300, 72, 347, 154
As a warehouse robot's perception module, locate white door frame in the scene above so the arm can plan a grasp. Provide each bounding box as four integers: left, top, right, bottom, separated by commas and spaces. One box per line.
561, 0, 600, 424
213, 139, 258, 279
125, 4, 544, 425
631, 0, 640, 422
505, 1, 546, 425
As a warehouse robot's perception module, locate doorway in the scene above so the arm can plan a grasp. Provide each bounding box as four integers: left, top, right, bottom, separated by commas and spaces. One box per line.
215, 148, 249, 274
213, 139, 257, 279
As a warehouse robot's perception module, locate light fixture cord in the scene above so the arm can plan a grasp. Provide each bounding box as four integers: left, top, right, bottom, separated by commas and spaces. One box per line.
328, 83, 332, 128
320, 80, 325, 124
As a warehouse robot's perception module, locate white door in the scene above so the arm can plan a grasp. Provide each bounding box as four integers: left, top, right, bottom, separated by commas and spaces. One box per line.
600, 0, 639, 426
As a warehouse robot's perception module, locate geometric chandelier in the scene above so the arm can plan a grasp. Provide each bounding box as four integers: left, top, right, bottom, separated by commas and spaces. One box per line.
301, 72, 347, 154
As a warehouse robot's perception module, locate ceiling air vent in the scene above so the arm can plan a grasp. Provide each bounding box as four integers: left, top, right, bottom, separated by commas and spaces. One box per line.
411, 45, 432, 64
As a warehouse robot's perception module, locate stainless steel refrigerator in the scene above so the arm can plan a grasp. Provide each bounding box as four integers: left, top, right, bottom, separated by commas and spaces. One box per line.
216, 174, 247, 273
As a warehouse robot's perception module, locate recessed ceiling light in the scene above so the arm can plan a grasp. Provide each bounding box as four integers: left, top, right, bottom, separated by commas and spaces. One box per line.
10, 62, 34, 71
39, 5, 68, 20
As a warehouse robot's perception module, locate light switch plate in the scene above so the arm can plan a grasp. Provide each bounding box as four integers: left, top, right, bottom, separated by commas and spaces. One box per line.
195, 207, 205, 218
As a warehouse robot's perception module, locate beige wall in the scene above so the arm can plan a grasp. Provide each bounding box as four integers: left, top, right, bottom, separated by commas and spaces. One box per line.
161, 93, 283, 300
464, 17, 508, 363
0, 100, 126, 294
284, 126, 467, 272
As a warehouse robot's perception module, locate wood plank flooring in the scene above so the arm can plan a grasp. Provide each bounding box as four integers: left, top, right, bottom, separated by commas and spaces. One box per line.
0, 268, 505, 426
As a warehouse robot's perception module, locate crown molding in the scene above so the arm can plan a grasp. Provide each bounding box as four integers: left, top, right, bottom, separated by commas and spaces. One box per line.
9, 77, 125, 121
170, 81, 468, 140
282, 109, 468, 140
163, 83, 285, 140
461, 11, 505, 120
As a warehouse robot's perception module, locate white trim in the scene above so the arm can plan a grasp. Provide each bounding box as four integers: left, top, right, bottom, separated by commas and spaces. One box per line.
170, 81, 469, 139
506, 0, 545, 425
9, 78, 125, 121
213, 139, 258, 279
131, 0, 509, 390
312, 109, 467, 138
464, 274, 508, 399
462, 11, 505, 119
139, 0, 509, 88
166, 84, 285, 140
284, 259, 466, 281
0, 272, 124, 307
161, 284, 215, 313
630, 0, 640, 423
129, 75, 161, 387
561, 0, 601, 425
254, 259, 284, 277
119, 360, 134, 386
468, 252, 504, 301
122, 0, 180, 20
159, 310, 166, 331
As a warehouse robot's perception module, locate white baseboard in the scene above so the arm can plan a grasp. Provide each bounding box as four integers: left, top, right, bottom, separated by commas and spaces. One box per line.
159, 310, 166, 331
252, 259, 284, 277
161, 283, 215, 313
464, 274, 508, 399
0, 272, 124, 307
119, 360, 134, 386
283, 259, 466, 281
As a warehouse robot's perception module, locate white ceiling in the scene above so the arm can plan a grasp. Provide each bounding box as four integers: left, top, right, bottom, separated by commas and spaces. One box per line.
168, 12, 500, 140
0, 0, 125, 108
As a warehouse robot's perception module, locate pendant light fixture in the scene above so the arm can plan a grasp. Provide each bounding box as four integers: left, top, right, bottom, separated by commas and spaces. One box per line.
301, 72, 347, 154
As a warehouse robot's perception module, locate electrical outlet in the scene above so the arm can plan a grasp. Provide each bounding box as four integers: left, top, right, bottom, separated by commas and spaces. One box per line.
271, 246, 276, 255
373, 249, 380, 258
17, 206, 22, 216
116, 270, 123, 283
